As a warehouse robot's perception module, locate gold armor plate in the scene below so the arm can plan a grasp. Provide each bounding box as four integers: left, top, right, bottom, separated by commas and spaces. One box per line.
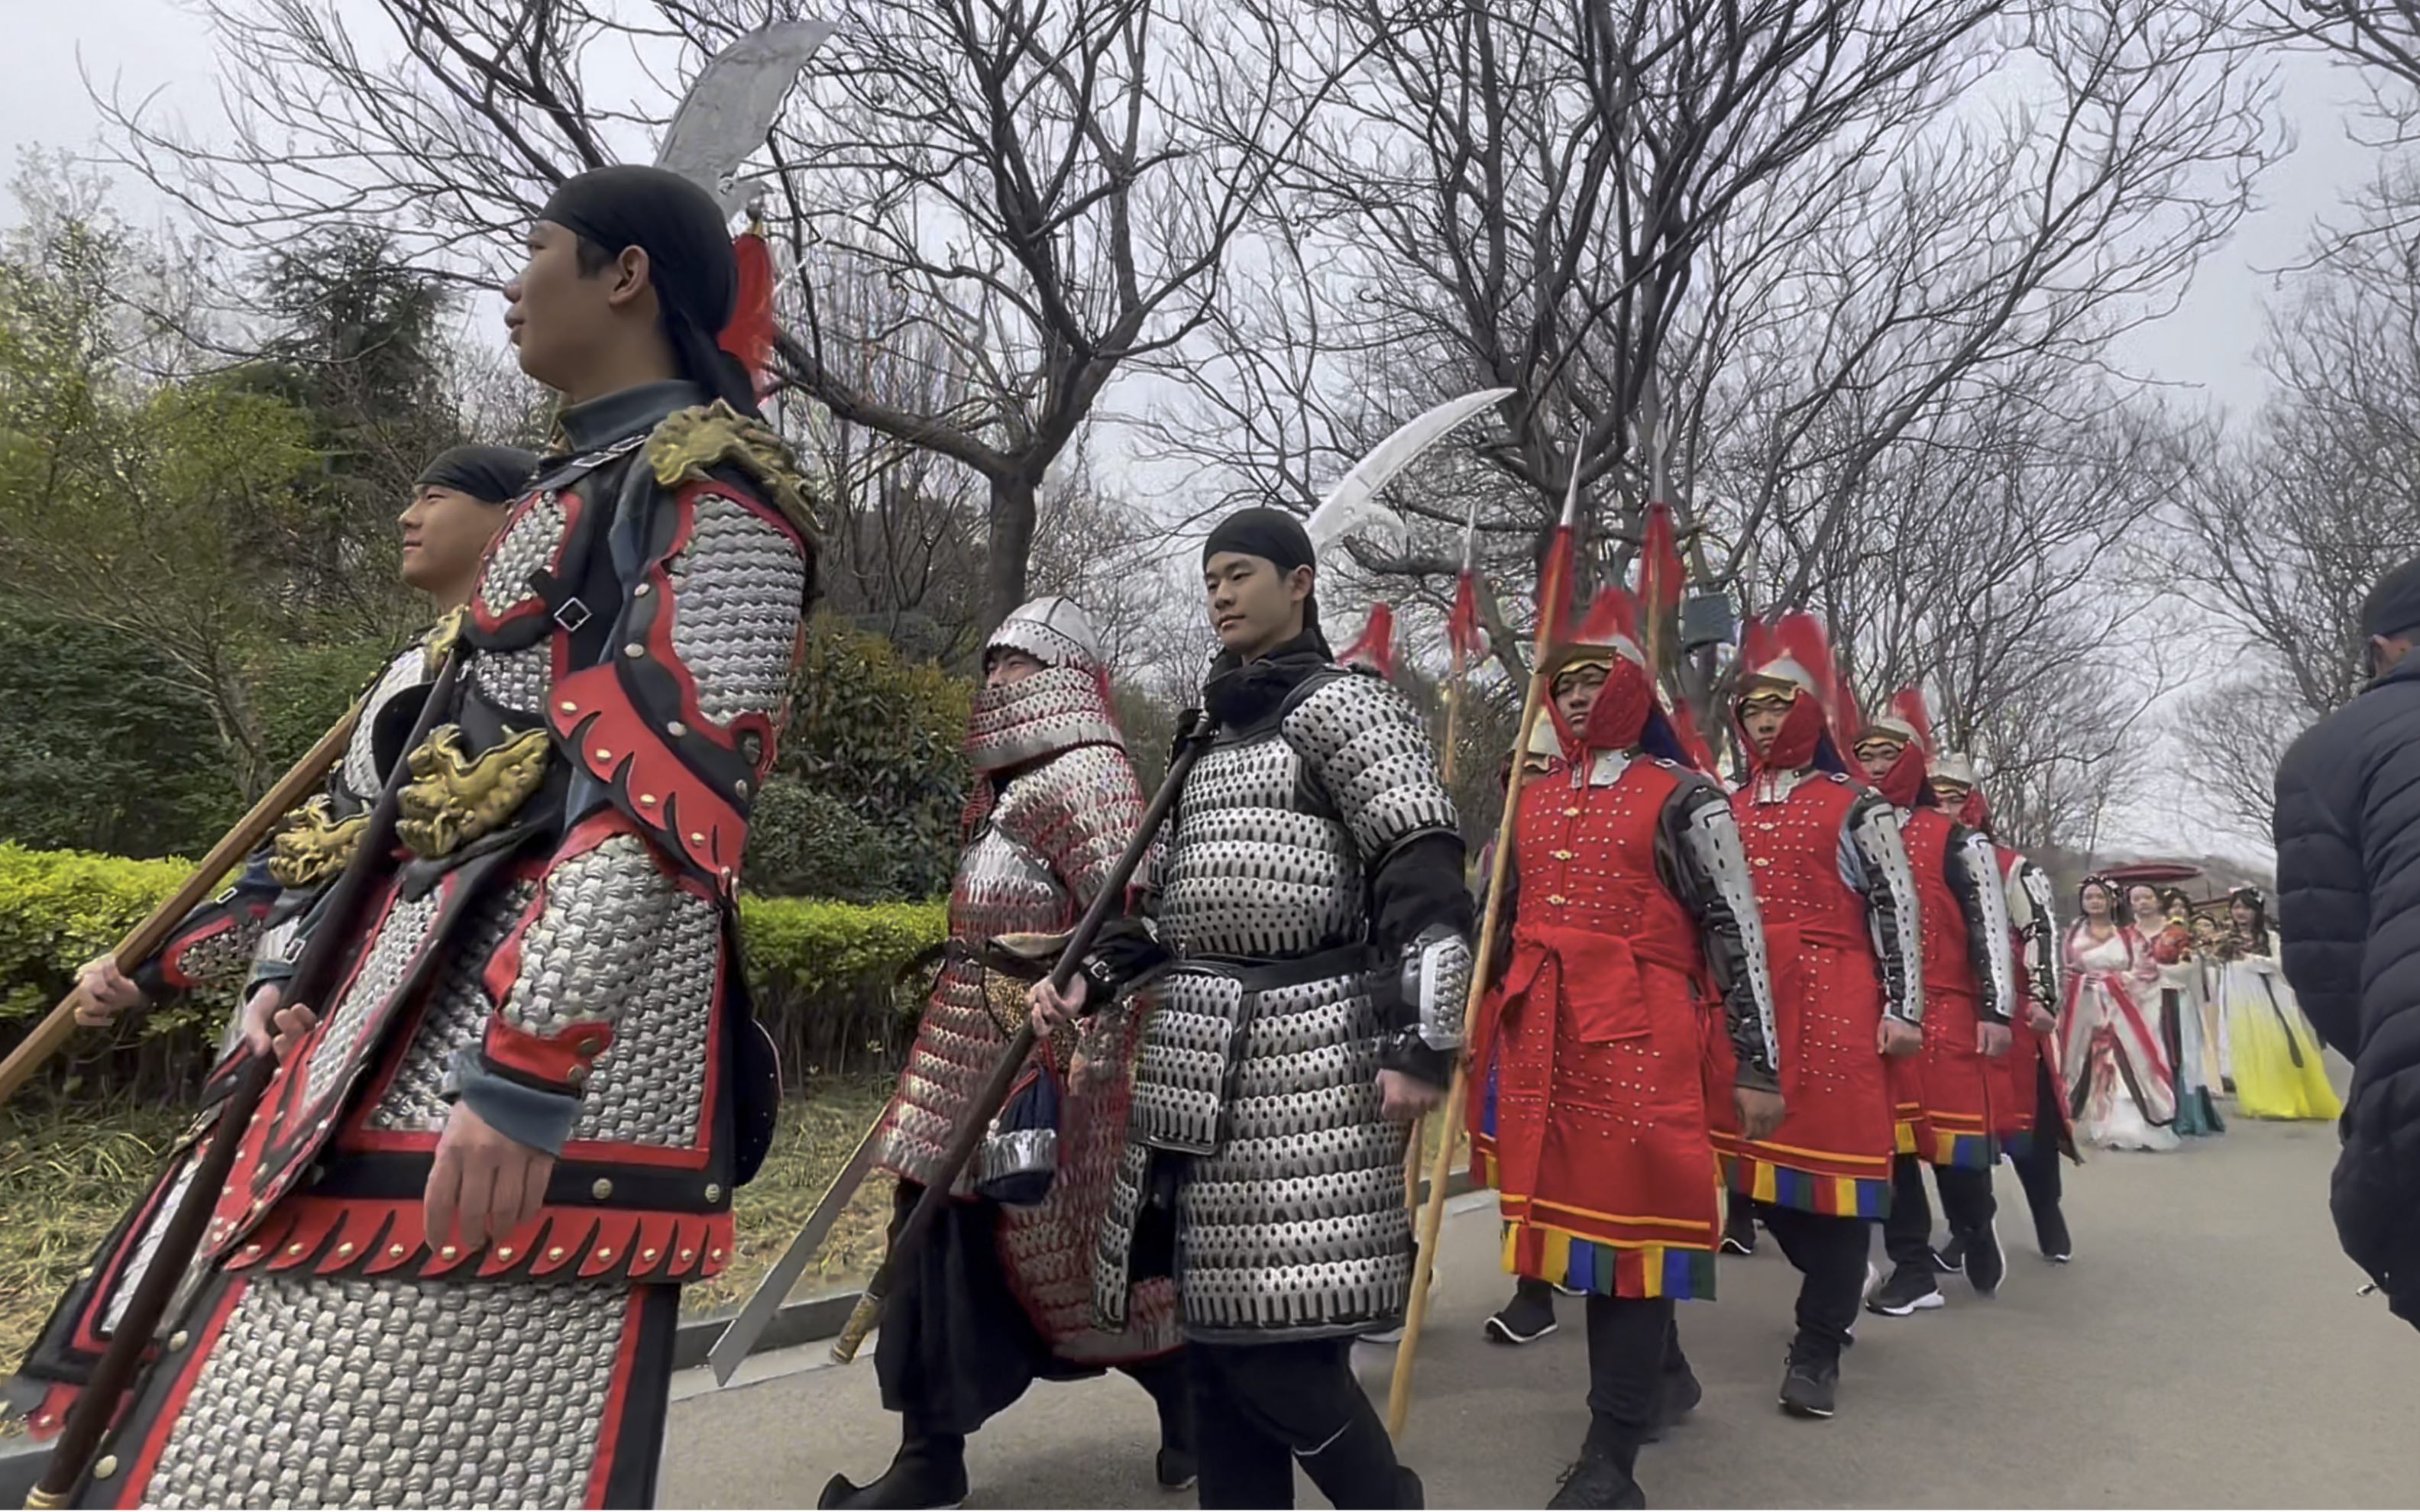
269, 796, 372, 888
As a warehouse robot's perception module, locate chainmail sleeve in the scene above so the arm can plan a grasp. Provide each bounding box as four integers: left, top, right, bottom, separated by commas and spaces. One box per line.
1948, 824, 2017, 1024
1661, 777, 1781, 1089
1844, 791, 1924, 1025
2011, 857, 2061, 1018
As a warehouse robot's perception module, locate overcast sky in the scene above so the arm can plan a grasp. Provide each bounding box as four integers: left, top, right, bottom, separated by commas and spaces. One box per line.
7, 2, 2395, 865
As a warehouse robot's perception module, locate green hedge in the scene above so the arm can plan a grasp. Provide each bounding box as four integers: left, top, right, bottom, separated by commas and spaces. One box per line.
0, 844, 946, 1103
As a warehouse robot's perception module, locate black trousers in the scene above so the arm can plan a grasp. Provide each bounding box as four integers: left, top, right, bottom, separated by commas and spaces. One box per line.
1188, 1337, 1418, 1510
1584, 1294, 1676, 1446
1881, 1152, 1997, 1269
1754, 1201, 1871, 1358
2011, 1064, 2068, 1240
875, 1181, 1189, 1447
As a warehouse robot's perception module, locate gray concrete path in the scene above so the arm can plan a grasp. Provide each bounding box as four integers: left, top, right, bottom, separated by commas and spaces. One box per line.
666, 1116, 2411, 1507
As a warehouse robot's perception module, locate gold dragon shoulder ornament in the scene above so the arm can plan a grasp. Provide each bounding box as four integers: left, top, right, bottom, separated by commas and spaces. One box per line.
644, 400, 820, 539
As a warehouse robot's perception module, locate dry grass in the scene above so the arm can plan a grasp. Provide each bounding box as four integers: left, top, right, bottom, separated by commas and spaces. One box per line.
681, 1076, 898, 1318
0, 1081, 902, 1390
0, 1100, 189, 1383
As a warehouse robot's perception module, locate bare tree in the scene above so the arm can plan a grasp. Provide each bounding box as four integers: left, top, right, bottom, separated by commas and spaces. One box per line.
2169, 255, 2420, 719
100, 0, 1324, 633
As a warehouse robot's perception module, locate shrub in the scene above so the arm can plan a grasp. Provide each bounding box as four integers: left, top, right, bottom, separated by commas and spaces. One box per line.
0, 844, 947, 1103
778, 615, 971, 898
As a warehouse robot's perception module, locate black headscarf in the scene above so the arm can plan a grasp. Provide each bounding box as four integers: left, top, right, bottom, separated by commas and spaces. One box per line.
539, 165, 760, 417
415, 444, 540, 506
1203, 506, 1320, 632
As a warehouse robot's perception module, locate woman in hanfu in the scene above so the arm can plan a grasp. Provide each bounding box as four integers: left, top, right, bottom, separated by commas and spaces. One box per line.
2134, 884, 2225, 1137
2062, 877, 2180, 1151
2213, 887, 2343, 1121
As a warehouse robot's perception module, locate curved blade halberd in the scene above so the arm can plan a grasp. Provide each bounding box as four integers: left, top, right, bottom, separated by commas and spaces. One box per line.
1305, 388, 1516, 557
656, 20, 839, 218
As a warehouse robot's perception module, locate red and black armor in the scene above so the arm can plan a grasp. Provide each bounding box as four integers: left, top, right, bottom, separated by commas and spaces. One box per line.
60, 383, 814, 1509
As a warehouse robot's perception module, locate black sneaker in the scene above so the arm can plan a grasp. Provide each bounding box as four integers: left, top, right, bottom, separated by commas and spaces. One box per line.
1778, 1343, 1840, 1420
1552, 1282, 1588, 1297
1930, 1237, 1965, 1275
1864, 1264, 1945, 1317
1484, 1286, 1560, 1345
1721, 1207, 1757, 1255
1547, 1441, 1645, 1510
1964, 1220, 2007, 1297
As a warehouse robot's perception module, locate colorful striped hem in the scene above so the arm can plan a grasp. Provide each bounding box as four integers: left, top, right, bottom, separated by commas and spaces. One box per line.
1502, 1221, 1717, 1301
1894, 1118, 1923, 1155
2001, 1130, 2037, 1161
1927, 1129, 2001, 1170
1722, 1152, 1891, 1218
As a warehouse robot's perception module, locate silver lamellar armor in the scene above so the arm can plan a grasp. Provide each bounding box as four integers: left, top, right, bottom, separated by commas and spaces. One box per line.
1098, 670, 1461, 1342
1845, 791, 1924, 1025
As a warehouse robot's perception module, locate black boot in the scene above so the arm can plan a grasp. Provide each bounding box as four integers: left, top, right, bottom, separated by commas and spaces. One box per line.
1548, 1420, 1646, 1510
1127, 1355, 1197, 1493
817, 1427, 970, 1510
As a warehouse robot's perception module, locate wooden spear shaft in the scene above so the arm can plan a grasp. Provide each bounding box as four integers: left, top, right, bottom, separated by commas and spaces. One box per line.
1404, 641, 1470, 1209
1387, 651, 1555, 1436
0, 699, 364, 1110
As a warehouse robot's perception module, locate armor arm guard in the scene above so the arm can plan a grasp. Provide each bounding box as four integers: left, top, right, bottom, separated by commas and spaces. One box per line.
548, 442, 813, 897
1285, 671, 1474, 1085
1844, 792, 1924, 1024
2011, 857, 2061, 1017
1662, 779, 1781, 1090
446, 811, 723, 1156
131, 852, 283, 999
1948, 824, 2017, 1024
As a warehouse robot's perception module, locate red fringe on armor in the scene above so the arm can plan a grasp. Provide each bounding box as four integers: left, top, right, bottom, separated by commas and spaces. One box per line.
220, 1194, 733, 1284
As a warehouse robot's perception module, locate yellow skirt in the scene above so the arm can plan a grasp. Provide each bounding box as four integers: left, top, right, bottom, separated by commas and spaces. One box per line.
2224, 978, 2342, 1121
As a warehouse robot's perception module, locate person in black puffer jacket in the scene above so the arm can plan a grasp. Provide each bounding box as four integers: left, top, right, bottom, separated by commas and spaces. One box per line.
2273, 554, 2420, 1330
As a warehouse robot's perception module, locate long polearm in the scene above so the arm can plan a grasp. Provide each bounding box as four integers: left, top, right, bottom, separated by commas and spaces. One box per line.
30, 656, 461, 1507
1386, 462, 1585, 1437
1404, 496, 1485, 1210
0, 698, 365, 1110
827, 712, 1215, 1365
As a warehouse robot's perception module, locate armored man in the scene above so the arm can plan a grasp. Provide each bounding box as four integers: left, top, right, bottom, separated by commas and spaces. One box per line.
1719, 625, 1921, 1421
4, 444, 538, 1443
1467, 591, 1782, 1507
1033, 507, 1473, 1509
1852, 703, 2017, 1319
823, 597, 1188, 1509
55, 164, 814, 1507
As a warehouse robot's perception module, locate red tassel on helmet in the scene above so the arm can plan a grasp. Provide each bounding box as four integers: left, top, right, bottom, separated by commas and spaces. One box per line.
1339, 603, 1398, 681
719, 230, 778, 394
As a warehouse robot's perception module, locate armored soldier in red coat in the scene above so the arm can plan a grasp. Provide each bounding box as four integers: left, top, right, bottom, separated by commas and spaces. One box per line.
1851, 702, 2017, 1319
1931, 754, 2077, 1265
1716, 620, 1921, 1421
1469, 592, 1781, 1507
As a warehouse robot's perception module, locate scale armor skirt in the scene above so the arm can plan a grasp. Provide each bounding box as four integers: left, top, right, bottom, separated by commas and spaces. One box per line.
76, 1270, 676, 1509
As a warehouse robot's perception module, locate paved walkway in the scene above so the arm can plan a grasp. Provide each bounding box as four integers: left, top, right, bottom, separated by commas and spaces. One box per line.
668, 1113, 2409, 1507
